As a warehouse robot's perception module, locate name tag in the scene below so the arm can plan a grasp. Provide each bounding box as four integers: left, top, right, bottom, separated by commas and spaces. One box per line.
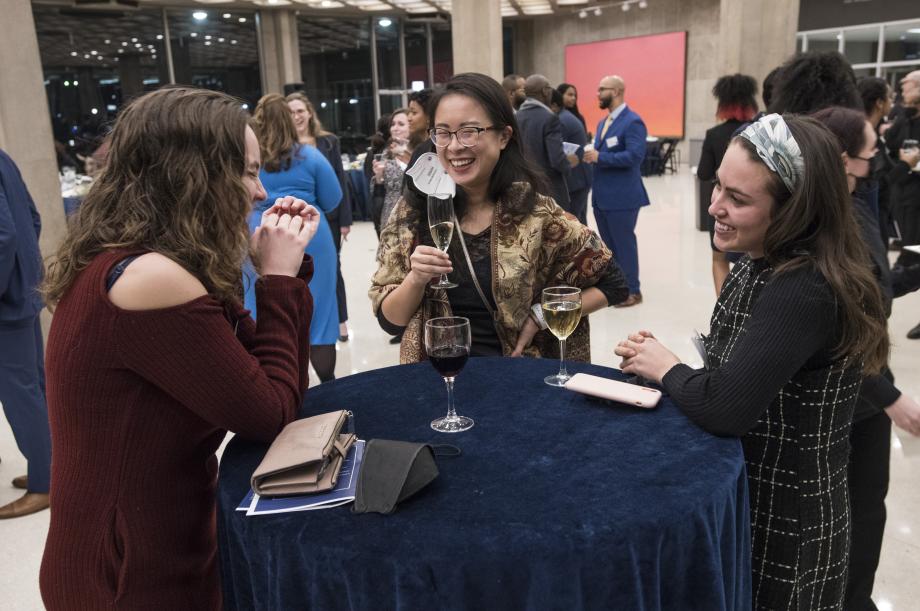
606, 136, 619, 148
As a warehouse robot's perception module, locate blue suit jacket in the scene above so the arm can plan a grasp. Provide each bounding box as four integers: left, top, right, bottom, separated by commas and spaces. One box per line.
591, 106, 650, 211
0, 149, 43, 323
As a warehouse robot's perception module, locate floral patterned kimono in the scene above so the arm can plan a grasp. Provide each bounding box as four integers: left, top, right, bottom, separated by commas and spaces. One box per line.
369, 182, 616, 364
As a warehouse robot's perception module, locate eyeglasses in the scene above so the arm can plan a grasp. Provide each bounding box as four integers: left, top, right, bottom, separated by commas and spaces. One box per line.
429, 126, 502, 148
598, 87, 618, 93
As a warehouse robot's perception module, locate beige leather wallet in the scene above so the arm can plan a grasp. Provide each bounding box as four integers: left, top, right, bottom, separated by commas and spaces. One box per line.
251, 410, 356, 497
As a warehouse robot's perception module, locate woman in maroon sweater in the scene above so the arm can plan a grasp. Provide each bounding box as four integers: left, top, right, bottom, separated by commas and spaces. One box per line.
39, 87, 319, 609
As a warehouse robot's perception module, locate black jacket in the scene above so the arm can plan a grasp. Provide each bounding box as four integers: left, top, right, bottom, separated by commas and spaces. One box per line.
515, 98, 570, 207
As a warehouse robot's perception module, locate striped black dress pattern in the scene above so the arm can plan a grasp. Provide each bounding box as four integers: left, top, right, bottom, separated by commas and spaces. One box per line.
663, 257, 862, 610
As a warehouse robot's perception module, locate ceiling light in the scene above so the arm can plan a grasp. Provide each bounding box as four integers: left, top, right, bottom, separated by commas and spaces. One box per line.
579, 9, 587, 18
122, 41, 128, 46
223, 12, 231, 18
73, 80, 78, 85
908, 28, 920, 34
91, 108, 98, 115
193, 11, 207, 21
621, 3, 629, 12
131, 37, 138, 42
104, 39, 111, 44
379, 18, 392, 27
191, 32, 198, 37
83, 54, 90, 58
204, 41, 212, 46
639, 0, 647, 7
70, 51, 77, 56
239, 17, 247, 23
231, 39, 238, 44
64, 81, 70, 87
218, 37, 225, 42
156, 34, 164, 40
205, 35, 212, 40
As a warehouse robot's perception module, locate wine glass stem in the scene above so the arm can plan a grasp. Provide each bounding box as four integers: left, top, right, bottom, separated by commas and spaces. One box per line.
558, 338, 568, 379
440, 273, 449, 285
444, 376, 457, 420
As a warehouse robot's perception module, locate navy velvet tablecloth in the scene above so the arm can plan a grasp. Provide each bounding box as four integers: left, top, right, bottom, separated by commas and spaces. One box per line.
217, 357, 751, 611
346, 169, 369, 221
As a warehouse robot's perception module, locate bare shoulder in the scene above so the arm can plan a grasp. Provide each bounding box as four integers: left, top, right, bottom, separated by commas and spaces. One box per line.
108, 252, 208, 311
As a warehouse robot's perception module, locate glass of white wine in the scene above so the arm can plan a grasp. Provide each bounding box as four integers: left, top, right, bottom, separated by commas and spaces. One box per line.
428, 195, 458, 289
542, 286, 582, 387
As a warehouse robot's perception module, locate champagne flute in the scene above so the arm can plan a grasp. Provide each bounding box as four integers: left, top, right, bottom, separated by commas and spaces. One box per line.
426, 317, 474, 433
542, 286, 582, 387
428, 195, 458, 289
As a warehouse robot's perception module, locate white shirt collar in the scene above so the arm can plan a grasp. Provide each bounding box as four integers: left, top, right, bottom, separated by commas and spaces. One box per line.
608, 103, 628, 123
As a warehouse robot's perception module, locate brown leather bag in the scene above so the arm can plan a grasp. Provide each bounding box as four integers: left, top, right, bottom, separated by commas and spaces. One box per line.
251, 410, 356, 497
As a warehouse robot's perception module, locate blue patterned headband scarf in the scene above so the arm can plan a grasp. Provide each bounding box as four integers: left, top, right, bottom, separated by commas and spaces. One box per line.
738, 113, 804, 193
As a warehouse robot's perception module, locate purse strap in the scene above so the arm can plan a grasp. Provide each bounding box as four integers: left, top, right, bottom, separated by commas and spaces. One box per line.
451, 208, 498, 321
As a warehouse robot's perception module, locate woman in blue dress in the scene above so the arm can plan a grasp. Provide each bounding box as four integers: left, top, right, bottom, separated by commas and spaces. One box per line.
248, 94, 343, 381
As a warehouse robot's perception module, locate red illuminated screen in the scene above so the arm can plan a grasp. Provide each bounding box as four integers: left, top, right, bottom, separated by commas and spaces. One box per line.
565, 31, 686, 138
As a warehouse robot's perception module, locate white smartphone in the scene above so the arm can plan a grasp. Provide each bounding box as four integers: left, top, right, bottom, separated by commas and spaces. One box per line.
564, 373, 662, 409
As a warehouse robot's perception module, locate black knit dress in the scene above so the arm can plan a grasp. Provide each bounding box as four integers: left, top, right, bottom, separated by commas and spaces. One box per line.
663, 257, 862, 610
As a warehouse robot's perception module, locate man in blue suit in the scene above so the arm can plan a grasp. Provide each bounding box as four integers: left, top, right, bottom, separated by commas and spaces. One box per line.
0, 149, 51, 518
583, 75, 649, 307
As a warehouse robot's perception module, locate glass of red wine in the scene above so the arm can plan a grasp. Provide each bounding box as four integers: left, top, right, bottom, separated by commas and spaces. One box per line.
425, 317, 474, 433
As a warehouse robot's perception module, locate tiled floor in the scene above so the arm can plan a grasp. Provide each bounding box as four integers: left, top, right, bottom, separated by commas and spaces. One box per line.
1, 167, 918, 609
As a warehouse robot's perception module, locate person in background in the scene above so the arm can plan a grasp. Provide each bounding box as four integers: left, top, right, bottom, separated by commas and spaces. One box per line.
884, 69, 920, 339
287, 92, 353, 342
812, 104, 920, 611
557, 82, 587, 132
759, 66, 782, 118
407, 88, 434, 151
502, 74, 526, 111
583, 74, 649, 307
552, 88, 592, 225
0, 148, 51, 519
373, 109, 412, 231
697, 74, 759, 294
365, 113, 392, 236
857, 76, 896, 250
615, 114, 889, 610
516, 74, 574, 213
768, 50, 862, 115
39, 86, 318, 608
371, 72, 627, 361
249, 93, 343, 382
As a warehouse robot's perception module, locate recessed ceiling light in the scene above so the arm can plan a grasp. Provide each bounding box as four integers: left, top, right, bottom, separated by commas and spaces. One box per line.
379, 18, 392, 27
70, 51, 77, 56
239, 17, 247, 23
191, 32, 198, 38
193, 11, 207, 21
131, 37, 138, 42
223, 13, 231, 18
156, 34, 164, 40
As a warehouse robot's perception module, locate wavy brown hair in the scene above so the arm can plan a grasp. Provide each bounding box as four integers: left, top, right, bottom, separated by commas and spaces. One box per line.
285, 91, 330, 138
43, 86, 252, 308
252, 93, 298, 173
735, 114, 888, 373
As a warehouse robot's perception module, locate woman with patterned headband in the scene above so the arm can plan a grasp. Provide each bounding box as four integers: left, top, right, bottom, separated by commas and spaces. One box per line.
615, 113, 888, 609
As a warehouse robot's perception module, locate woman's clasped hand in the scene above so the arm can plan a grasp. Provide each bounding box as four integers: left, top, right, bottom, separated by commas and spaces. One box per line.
252, 196, 321, 277
614, 330, 682, 384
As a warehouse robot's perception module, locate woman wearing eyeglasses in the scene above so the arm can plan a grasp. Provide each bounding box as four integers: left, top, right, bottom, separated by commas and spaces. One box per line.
370, 73, 628, 361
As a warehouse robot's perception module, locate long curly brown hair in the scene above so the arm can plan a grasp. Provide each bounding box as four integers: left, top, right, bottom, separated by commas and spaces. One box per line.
43, 86, 252, 308
737, 114, 889, 374
252, 93, 298, 173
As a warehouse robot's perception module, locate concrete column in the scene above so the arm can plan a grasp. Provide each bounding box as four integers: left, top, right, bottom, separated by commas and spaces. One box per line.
117, 54, 144, 101
719, 0, 800, 89
0, 1, 68, 268
257, 9, 302, 95
450, 0, 503, 81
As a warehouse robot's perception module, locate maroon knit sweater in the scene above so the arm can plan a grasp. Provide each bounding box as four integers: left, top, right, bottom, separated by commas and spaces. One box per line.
40, 249, 311, 609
